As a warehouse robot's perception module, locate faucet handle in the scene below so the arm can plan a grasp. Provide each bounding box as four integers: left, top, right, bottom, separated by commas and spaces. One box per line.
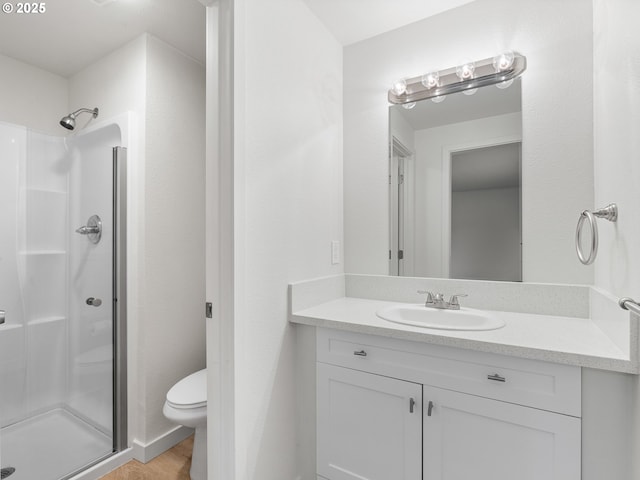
417, 290, 435, 304
449, 294, 468, 309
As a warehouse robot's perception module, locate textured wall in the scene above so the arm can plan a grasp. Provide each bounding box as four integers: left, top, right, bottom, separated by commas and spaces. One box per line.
0, 54, 68, 135
232, 0, 343, 477
592, 1, 640, 479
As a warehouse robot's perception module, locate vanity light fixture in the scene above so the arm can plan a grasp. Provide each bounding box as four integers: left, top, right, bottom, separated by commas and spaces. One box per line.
496, 79, 514, 89
388, 51, 526, 105
455, 62, 475, 80
493, 51, 515, 71
390, 78, 408, 96
421, 71, 440, 89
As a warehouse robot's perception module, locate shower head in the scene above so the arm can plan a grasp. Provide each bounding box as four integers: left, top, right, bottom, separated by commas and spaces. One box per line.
59, 107, 99, 131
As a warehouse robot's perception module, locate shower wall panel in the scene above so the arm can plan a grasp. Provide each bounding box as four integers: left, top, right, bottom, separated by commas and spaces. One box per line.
0, 123, 27, 427
0, 124, 68, 426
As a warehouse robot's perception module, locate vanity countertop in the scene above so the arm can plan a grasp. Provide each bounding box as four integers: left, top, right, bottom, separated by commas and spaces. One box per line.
290, 296, 638, 374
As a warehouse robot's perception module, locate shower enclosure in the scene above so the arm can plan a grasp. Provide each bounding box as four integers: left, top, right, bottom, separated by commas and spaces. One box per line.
0, 118, 127, 480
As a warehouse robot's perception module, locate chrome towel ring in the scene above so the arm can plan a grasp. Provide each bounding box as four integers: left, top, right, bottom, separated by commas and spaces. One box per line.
575, 203, 617, 265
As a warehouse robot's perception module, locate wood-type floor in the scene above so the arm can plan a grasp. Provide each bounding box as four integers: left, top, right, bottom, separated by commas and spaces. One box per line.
100, 435, 193, 480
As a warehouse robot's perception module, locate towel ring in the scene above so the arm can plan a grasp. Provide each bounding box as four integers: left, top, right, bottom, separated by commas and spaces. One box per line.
575, 203, 617, 265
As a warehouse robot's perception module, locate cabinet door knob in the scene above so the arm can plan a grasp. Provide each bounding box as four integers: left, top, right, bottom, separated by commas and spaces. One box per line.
427, 400, 434, 417
353, 350, 367, 357
409, 397, 416, 413
487, 373, 506, 383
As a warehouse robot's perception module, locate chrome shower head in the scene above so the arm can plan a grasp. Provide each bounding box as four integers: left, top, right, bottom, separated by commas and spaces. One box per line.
59, 107, 99, 131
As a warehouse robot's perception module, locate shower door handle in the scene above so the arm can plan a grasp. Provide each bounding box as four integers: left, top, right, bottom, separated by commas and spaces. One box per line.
86, 298, 102, 307
0, 310, 5, 324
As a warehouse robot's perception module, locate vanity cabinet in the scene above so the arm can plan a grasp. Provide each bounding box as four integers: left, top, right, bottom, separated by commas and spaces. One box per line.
317, 363, 422, 480
422, 385, 580, 480
316, 328, 582, 480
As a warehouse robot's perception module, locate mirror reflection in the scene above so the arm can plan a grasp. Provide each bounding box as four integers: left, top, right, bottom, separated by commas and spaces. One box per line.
389, 79, 522, 281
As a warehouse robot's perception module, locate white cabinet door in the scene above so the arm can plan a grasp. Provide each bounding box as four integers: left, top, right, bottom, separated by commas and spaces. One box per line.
317, 363, 422, 480
423, 386, 581, 480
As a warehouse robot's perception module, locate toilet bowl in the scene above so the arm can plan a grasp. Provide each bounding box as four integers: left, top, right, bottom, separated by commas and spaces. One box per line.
163, 369, 207, 480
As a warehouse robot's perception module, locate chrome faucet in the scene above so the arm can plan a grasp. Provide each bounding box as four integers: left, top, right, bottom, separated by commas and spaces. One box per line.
417, 291, 467, 310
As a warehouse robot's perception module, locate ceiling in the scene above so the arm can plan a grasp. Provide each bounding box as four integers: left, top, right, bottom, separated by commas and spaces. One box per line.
300, 0, 475, 45
0, 0, 474, 78
452, 143, 521, 192
0, 0, 205, 77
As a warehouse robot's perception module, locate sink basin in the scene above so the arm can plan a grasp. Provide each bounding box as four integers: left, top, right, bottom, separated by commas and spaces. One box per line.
376, 304, 505, 331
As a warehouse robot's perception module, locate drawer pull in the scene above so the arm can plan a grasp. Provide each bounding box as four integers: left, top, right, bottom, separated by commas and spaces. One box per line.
427, 400, 434, 417
487, 373, 506, 383
353, 350, 367, 357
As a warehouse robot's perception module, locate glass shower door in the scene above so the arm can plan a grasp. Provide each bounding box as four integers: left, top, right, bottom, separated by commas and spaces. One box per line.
0, 120, 125, 480
0, 121, 26, 480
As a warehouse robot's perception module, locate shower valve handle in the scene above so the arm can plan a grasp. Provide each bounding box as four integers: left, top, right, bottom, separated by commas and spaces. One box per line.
86, 297, 102, 307
76, 225, 100, 235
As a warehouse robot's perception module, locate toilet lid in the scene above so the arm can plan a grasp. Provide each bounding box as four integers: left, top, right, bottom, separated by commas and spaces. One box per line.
166, 369, 207, 409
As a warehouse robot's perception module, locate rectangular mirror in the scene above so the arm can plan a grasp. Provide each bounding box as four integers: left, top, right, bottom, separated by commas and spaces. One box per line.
389, 79, 522, 281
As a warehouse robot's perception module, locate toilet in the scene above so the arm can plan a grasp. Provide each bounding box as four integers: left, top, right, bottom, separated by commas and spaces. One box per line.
163, 369, 207, 480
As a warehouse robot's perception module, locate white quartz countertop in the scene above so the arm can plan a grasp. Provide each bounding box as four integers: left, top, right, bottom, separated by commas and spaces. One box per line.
290, 297, 638, 373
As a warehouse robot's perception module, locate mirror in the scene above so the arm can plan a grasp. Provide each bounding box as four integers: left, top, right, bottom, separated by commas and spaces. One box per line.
389, 79, 522, 281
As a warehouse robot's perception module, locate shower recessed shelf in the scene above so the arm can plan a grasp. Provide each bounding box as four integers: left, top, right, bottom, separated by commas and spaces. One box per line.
24, 187, 68, 195
19, 250, 66, 256
28, 316, 66, 326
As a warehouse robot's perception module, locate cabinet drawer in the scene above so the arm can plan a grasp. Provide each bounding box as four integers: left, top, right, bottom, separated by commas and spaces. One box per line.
317, 328, 581, 417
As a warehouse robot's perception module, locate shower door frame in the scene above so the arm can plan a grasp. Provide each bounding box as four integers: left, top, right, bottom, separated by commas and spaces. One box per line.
112, 146, 128, 454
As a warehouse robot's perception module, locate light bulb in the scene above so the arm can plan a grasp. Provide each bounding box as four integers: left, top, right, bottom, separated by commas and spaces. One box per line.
391, 78, 407, 96
431, 95, 446, 104
421, 72, 439, 89
402, 102, 416, 110
493, 51, 515, 71
496, 79, 514, 89
463, 88, 478, 96
456, 62, 475, 80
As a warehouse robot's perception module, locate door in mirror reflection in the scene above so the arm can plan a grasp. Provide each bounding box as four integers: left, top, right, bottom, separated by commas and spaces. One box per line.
449, 143, 522, 281
389, 139, 414, 276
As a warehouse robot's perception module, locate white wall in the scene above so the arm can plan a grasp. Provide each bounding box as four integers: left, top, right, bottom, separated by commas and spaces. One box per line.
592, 0, 640, 478
141, 35, 206, 443
232, 0, 343, 477
69, 34, 206, 448
593, 0, 640, 302
413, 113, 521, 277
344, 0, 594, 285
0, 54, 68, 135
389, 107, 415, 153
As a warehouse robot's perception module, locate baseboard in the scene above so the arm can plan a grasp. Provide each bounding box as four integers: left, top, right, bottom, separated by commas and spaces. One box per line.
132, 425, 194, 464
69, 448, 135, 480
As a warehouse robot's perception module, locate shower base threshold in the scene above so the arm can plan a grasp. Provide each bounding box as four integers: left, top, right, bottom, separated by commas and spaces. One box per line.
1, 408, 112, 480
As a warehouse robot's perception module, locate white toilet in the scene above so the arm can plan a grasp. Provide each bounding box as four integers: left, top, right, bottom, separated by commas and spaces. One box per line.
163, 369, 207, 480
